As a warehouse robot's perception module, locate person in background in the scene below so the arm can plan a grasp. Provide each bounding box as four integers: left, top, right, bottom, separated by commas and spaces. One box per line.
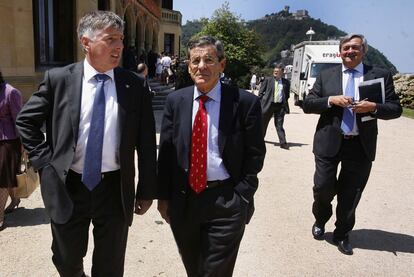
137, 63, 154, 97
303, 33, 402, 255
16, 11, 157, 275
258, 64, 291, 149
0, 69, 23, 231
250, 73, 257, 92
155, 53, 163, 82
157, 35, 266, 277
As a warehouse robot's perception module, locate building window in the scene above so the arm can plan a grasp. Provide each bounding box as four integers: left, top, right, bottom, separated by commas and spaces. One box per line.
162, 0, 173, 10
164, 33, 174, 55
33, 0, 74, 70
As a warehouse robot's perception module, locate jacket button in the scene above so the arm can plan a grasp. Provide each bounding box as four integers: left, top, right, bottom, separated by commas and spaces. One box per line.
184, 168, 188, 172
181, 190, 186, 194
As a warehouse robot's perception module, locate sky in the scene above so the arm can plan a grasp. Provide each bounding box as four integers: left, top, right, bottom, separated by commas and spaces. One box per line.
174, 0, 414, 73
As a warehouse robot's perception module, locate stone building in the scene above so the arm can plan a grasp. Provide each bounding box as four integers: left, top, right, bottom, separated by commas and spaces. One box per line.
0, 0, 182, 101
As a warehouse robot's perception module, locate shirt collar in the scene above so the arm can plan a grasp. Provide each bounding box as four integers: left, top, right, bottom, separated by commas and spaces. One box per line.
193, 81, 221, 103
342, 62, 364, 75
83, 59, 114, 83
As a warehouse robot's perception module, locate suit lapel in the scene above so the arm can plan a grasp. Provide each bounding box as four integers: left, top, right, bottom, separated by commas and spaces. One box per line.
218, 84, 237, 155
114, 67, 128, 137
66, 62, 83, 140
180, 87, 194, 163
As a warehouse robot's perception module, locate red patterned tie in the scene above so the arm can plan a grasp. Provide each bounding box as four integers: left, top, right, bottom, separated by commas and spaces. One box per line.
189, 95, 209, 193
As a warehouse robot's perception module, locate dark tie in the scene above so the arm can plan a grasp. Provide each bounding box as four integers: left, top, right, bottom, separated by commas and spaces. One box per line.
341, 69, 356, 134
189, 95, 209, 194
82, 74, 110, 191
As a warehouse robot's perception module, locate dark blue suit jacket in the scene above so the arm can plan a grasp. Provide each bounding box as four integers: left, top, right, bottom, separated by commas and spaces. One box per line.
157, 83, 266, 219
303, 64, 402, 161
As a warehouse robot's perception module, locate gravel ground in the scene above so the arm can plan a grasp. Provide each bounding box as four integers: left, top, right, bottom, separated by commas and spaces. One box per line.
1, 98, 413, 277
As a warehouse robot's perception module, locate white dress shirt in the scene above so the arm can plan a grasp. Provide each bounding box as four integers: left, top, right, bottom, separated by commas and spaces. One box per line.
192, 81, 230, 181
71, 59, 120, 174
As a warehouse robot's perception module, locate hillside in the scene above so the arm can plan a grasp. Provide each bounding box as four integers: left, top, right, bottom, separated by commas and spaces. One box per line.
181, 12, 397, 74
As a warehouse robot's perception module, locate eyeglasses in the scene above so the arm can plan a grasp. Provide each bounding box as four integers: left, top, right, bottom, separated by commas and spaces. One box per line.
189, 56, 218, 66
341, 45, 363, 51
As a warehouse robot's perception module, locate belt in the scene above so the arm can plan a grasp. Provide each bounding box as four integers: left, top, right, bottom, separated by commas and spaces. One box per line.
206, 178, 232, 190
343, 134, 359, 140
68, 169, 120, 180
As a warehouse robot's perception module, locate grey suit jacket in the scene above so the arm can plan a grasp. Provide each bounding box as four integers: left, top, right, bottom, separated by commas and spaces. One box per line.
258, 76, 290, 114
303, 64, 402, 161
16, 62, 157, 224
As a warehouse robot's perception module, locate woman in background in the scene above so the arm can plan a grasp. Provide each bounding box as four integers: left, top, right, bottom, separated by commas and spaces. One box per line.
0, 69, 22, 231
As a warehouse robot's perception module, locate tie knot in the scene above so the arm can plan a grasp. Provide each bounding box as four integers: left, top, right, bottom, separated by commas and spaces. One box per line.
95, 74, 110, 83
198, 95, 209, 105
346, 68, 356, 76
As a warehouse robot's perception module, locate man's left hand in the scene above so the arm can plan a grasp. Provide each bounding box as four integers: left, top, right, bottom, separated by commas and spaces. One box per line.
134, 199, 153, 215
352, 100, 377, 113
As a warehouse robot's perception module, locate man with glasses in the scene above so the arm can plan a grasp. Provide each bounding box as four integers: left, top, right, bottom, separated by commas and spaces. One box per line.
157, 36, 266, 276
303, 33, 401, 255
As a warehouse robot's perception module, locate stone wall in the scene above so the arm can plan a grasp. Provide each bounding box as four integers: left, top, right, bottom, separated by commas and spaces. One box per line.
394, 74, 414, 109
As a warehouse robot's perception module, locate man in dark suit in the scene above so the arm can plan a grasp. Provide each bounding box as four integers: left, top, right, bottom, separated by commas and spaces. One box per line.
157, 36, 266, 276
303, 33, 401, 255
16, 11, 157, 276
258, 64, 291, 149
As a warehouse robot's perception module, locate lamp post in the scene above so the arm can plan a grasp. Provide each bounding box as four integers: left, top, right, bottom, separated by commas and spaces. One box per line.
306, 27, 315, 41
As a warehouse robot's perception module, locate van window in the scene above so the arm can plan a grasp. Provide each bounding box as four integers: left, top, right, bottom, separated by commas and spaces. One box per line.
310, 63, 340, 78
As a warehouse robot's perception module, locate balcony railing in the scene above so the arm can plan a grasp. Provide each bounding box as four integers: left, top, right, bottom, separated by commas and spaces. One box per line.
161, 9, 182, 25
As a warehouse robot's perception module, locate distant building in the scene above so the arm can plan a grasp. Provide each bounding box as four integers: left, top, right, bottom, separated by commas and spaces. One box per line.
0, 0, 182, 101
293, 9, 310, 20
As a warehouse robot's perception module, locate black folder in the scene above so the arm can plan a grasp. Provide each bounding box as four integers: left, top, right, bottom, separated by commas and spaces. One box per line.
358, 78, 384, 103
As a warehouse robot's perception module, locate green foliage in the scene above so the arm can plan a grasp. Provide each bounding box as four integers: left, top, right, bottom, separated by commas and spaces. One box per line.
402, 107, 414, 119
181, 6, 399, 87
190, 2, 265, 88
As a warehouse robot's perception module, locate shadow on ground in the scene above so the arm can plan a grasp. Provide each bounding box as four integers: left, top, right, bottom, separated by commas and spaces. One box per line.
323, 229, 414, 255
265, 140, 308, 148
5, 207, 50, 227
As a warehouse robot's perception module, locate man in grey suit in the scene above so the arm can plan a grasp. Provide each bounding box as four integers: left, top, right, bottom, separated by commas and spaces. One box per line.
258, 64, 291, 149
16, 11, 157, 276
303, 33, 401, 255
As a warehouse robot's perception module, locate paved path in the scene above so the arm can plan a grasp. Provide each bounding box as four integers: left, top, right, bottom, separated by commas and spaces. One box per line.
1, 99, 413, 276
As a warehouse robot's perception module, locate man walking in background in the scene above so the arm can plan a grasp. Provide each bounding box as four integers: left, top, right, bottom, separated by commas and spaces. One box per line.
303, 33, 401, 255
258, 64, 291, 149
16, 11, 157, 276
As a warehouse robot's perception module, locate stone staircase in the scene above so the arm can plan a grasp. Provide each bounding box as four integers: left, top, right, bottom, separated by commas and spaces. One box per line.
149, 80, 175, 111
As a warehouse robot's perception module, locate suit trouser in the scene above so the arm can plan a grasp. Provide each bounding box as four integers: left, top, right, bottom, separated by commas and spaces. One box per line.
51, 170, 128, 277
170, 184, 248, 277
312, 137, 372, 239
262, 103, 287, 144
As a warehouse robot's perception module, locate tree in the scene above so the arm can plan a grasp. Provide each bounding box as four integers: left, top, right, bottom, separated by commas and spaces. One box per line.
194, 2, 264, 87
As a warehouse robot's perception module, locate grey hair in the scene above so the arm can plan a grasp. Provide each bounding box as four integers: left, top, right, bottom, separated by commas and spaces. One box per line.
187, 36, 225, 61
274, 63, 285, 70
339, 33, 369, 54
77, 10, 124, 41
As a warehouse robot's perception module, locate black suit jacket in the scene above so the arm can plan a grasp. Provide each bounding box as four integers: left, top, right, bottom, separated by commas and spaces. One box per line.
16, 62, 157, 225
303, 64, 402, 161
258, 76, 290, 114
157, 83, 266, 218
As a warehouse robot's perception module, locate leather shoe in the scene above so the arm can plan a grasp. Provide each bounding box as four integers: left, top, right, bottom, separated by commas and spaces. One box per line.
333, 237, 353, 255
280, 143, 289, 150
312, 223, 325, 239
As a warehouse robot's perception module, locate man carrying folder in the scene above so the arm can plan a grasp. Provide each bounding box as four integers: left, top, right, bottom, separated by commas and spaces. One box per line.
303, 33, 402, 255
